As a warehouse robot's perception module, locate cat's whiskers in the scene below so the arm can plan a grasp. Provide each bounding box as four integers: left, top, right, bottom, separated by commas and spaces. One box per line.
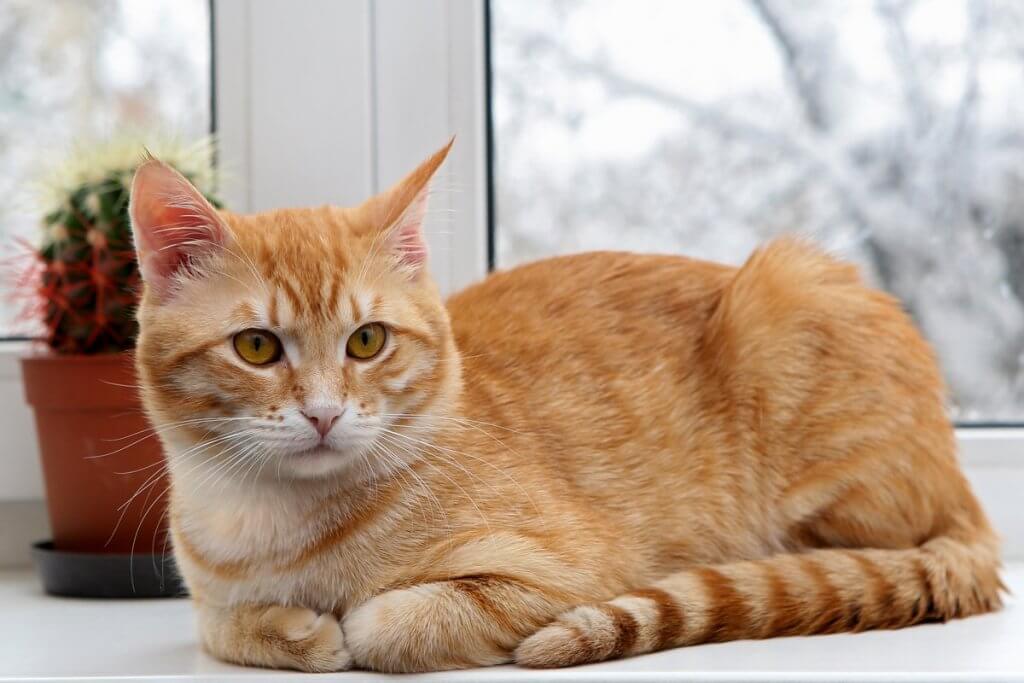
108, 464, 171, 547
108, 428, 255, 545
117, 431, 254, 546
241, 442, 274, 491
114, 462, 172, 515
198, 439, 257, 490
275, 445, 286, 482
97, 414, 252, 445
190, 433, 263, 493
203, 441, 264, 496
375, 443, 442, 517
376, 427, 500, 498
113, 460, 165, 476
151, 505, 172, 587
386, 441, 515, 529
367, 441, 452, 544
125, 427, 258, 569
377, 412, 545, 522
91, 415, 259, 459
366, 443, 426, 525
129, 482, 171, 593
377, 423, 536, 505
374, 431, 493, 535
380, 412, 532, 436
162, 430, 256, 478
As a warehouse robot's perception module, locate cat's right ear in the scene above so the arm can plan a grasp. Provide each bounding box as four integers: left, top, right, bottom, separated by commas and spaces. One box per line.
129, 159, 228, 297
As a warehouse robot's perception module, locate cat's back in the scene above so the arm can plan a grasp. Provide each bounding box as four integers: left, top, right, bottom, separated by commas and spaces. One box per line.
446, 250, 733, 357
445, 240, 944, 460
445, 250, 735, 479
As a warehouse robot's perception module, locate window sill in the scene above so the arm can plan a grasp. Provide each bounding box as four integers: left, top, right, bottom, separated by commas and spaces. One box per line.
0, 566, 1021, 682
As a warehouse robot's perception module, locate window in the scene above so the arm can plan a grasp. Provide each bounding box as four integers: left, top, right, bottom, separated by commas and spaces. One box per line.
490, 0, 1024, 423
0, 0, 211, 336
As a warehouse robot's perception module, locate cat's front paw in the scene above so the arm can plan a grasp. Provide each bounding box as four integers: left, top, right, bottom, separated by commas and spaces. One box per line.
342, 588, 415, 671
343, 584, 516, 672
252, 606, 352, 672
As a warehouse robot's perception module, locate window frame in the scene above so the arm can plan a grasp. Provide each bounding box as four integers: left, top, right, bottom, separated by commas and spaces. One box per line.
212, 0, 489, 295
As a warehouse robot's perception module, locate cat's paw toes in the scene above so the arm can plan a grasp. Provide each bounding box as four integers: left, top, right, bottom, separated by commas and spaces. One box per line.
258, 606, 352, 672
515, 605, 620, 668
342, 591, 399, 670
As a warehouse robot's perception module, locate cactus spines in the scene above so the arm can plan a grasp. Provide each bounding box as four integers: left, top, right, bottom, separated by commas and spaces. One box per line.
21, 138, 221, 354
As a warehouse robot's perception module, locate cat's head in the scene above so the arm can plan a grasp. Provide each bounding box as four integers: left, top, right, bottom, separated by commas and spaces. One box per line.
130, 142, 461, 483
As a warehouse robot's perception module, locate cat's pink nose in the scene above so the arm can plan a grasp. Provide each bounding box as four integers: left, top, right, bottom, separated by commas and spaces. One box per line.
301, 407, 343, 438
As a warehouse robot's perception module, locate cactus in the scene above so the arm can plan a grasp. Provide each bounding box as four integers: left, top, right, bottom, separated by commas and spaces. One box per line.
23, 138, 221, 354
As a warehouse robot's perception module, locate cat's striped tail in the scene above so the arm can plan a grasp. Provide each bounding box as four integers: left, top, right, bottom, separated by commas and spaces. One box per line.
515, 534, 1003, 668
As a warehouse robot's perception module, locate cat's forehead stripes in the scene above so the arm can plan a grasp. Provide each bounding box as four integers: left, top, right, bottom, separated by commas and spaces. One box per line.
225, 206, 355, 316
323, 274, 342, 322
274, 275, 310, 320
228, 302, 260, 328
349, 293, 364, 322
257, 278, 381, 337
267, 287, 280, 328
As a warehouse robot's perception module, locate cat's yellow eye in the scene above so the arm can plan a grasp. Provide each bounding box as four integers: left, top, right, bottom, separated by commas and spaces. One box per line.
233, 329, 282, 366
346, 323, 387, 360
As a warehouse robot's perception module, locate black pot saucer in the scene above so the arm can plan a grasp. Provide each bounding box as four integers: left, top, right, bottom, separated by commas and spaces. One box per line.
31, 540, 187, 598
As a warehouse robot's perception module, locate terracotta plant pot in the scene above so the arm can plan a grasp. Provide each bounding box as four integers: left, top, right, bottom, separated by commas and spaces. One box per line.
21, 351, 168, 554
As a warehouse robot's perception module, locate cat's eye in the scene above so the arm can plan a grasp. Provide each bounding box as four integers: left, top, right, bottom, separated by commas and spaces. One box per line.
346, 323, 387, 360
233, 329, 282, 366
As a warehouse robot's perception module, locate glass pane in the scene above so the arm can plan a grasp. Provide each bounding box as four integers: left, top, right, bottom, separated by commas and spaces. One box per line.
0, 0, 211, 336
492, 0, 1024, 423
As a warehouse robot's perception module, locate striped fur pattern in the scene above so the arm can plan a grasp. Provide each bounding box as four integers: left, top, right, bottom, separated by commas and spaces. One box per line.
130, 143, 1002, 673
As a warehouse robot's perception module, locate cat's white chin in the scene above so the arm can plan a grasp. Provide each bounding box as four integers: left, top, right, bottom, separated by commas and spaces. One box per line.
277, 446, 358, 479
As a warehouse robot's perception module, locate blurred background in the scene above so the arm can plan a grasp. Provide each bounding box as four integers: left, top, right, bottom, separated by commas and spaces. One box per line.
0, 0, 210, 262
492, 0, 1024, 422
2, 0, 1022, 422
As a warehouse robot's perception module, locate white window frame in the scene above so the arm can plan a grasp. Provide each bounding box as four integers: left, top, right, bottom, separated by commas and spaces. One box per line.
0, 0, 1020, 566
211, 0, 488, 295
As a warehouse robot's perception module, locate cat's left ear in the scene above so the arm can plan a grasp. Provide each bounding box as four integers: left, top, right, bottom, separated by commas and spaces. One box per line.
129, 158, 229, 297
359, 138, 453, 273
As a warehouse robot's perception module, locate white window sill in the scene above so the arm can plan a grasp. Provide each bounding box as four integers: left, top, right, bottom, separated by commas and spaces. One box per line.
1, 566, 1021, 682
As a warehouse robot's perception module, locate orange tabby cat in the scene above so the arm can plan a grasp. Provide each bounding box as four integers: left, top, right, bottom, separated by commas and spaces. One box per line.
130, 142, 1002, 673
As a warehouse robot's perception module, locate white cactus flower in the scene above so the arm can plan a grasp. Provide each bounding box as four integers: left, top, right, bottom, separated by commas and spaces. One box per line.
84, 191, 101, 217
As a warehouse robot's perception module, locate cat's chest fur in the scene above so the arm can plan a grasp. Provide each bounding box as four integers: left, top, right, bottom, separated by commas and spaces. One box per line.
170, 476, 407, 613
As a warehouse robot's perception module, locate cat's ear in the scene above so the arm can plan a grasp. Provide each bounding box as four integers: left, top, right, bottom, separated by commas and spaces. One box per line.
360, 138, 453, 273
129, 158, 228, 295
